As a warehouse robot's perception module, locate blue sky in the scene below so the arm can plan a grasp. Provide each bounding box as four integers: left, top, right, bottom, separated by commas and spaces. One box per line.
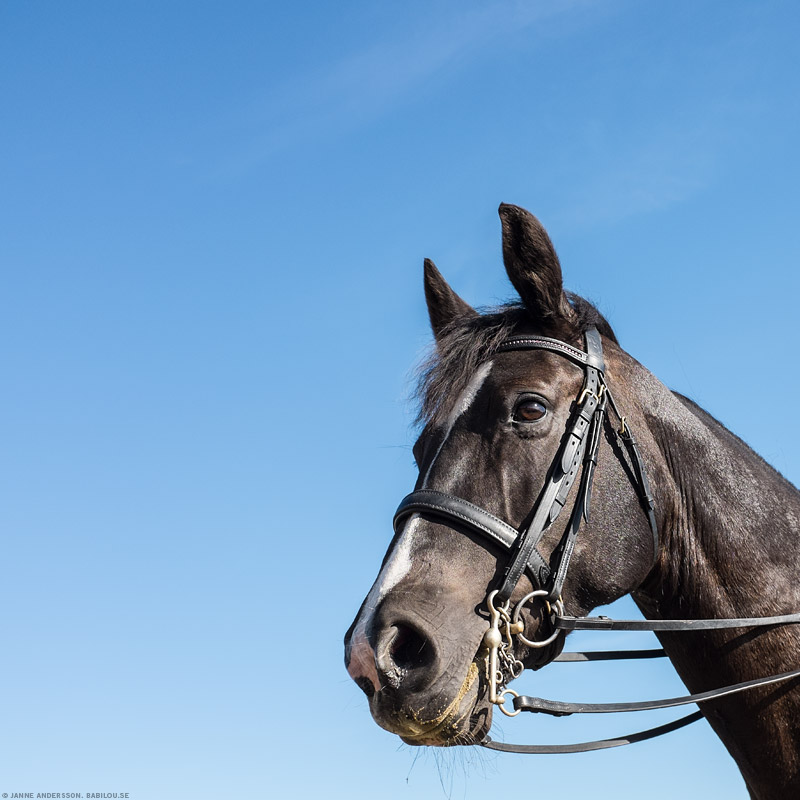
2, 1, 800, 798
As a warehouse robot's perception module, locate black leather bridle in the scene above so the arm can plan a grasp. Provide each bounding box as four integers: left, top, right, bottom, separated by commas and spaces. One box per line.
392, 327, 800, 754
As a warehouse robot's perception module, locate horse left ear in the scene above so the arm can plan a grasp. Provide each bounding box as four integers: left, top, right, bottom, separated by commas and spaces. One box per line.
499, 203, 571, 323
424, 258, 475, 339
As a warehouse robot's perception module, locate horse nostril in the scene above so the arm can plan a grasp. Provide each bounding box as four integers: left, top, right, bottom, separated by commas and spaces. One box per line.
389, 623, 434, 673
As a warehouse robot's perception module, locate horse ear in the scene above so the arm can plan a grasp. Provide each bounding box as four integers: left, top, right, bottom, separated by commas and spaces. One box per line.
499, 203, 570, 322
424, 258, 475, 339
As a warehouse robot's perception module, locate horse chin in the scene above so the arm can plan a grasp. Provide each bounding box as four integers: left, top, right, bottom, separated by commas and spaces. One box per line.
372, 661, 491, 747
399, 702, 492, 747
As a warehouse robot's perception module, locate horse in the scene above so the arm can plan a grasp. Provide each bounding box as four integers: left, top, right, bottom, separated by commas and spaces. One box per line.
343, 203, 800, 799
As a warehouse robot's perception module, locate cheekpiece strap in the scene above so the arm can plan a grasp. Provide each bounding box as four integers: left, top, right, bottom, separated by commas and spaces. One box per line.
495, 328, 605, 601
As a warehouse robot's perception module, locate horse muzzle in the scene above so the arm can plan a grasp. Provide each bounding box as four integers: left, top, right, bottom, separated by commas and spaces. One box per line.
345, 609, 492, 745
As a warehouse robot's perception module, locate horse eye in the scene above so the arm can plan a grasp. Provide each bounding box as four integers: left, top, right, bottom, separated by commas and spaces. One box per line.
514, 399, 547, 422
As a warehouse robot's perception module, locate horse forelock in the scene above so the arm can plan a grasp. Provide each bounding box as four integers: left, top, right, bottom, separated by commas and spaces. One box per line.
413, 294, 617, 430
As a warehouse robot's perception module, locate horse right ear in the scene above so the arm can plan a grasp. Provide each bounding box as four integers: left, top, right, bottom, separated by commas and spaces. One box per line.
499, 203, 570, 324
424, 258, 475, 340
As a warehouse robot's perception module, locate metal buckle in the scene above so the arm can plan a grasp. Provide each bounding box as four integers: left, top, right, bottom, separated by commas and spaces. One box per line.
577, 384, 606, 406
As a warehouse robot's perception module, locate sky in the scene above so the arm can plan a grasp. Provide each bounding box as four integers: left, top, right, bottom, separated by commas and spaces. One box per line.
2, 1, 800, 798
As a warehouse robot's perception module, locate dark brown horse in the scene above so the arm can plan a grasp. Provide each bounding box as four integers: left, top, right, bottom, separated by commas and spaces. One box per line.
344, 204, 800, 799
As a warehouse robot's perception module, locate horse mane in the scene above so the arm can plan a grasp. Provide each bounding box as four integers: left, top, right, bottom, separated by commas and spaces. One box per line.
414, 293, 618, 428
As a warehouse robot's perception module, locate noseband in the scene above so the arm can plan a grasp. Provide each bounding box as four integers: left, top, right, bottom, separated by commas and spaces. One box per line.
392, 327, 800, 754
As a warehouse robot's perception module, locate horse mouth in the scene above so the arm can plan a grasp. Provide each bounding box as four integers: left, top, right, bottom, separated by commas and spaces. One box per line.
399, 707, 490, 747
381, 662, 491, 747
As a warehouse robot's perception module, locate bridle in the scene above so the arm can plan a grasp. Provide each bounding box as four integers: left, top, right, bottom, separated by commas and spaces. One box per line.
393, 327, 800, 754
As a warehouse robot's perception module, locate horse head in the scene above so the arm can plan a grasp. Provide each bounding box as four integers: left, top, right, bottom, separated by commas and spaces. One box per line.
344, 204, 664, 746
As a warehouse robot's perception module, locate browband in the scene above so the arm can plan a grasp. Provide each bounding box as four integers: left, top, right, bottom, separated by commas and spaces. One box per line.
497, 335, 606, 371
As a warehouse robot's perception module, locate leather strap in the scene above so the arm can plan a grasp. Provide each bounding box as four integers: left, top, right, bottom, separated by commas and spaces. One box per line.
496, 426, 589, 600
480, 711, 703, 754
393, 490, 551, 586
512, 665, 800, 716
555, 611, 800, 631
605, 385, 659, 559
554, 649, 666, 662
497, 335, 605, 372
549, 396, 607, 596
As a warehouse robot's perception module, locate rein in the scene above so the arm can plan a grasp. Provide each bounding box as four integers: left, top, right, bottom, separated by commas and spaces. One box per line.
393, 327, 800, 754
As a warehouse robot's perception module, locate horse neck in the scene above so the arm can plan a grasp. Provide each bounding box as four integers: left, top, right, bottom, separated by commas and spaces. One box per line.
625, 358, 800, 796
632, 367, 800, 622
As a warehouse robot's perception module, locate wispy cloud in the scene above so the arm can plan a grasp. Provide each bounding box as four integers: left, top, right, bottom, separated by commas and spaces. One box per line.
551, 128, 719, 229
212, 0, 600, 175
545, 23, 766, 228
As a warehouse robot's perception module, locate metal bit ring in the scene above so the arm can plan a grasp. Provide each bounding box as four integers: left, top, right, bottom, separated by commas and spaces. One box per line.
496, 688, 521, 717
512, 589, 565, 648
